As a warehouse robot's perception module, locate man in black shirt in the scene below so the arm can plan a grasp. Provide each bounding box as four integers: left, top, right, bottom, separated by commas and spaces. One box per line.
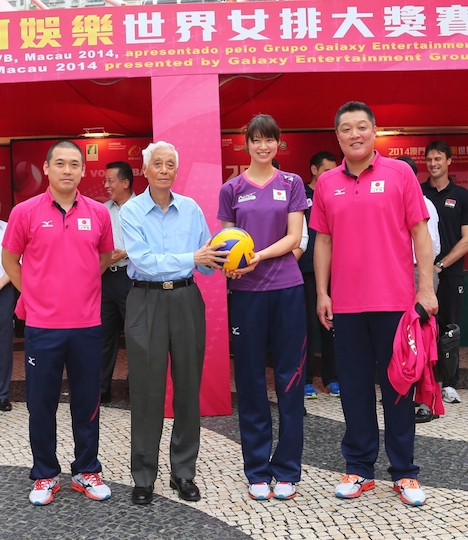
298, 151, 340, 400
421, 140, 468, 404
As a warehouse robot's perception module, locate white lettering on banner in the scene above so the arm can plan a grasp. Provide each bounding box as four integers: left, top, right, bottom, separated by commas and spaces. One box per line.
384, 6, 426, 37
25, 52, 72, 61
118, 6, 468, 47
0, 65, 47, 73
228, 10, 269, 41
437, 5, 468, 36
124, 13, 165, 44
90, 170, 106, 177
227, 56, 288, 65
5, 2, 468, 82
332, 7, 374, 38
280, 8, 322, 39
177, 11, 216, 43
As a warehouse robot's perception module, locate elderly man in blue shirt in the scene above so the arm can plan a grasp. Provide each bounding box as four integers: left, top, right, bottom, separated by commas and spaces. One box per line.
120, 141, 226, 505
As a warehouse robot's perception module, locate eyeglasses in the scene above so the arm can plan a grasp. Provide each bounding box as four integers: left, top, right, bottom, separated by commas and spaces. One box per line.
102, 179, 118, 186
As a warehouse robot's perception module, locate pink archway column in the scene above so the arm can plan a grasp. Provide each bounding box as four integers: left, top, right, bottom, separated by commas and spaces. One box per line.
150, 74, 231, 417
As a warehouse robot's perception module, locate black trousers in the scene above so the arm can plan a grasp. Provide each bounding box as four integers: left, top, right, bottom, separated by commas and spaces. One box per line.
303, 272, 338, 387
437, 273, 464, 387
125, 282, 206, 487
100, 268, 133, 394
0, 283, 15, 399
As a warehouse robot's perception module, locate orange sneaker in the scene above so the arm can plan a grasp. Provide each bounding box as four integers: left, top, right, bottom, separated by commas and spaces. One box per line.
393, 478, 426, 506
335, 474, 375, 498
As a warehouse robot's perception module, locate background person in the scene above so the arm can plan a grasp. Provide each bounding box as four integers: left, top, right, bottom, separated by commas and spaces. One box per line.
0, 200, 16, 412
295, 151, 340, 400
120, 141, 225, 505
311, 101, 437, 506
421, 140, 468, 405
2, 140, 113, 506
217, 114, 308, 501
396, 155, 441, 423
100, 161, 135, 404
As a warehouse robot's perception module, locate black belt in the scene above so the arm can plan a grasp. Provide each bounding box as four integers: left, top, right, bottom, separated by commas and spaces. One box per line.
108, 265, 128, 273
133, 277, 194, 290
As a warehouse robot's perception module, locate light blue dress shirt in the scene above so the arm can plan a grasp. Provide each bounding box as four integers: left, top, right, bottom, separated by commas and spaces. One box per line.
120, 187, 214, 282
104, 192, 136, 268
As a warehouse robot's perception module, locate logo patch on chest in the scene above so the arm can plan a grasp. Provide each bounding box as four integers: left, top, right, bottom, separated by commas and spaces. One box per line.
238, 193, 256, 203
445, 198, 456, 208
273, 189, 286, 201
370, 181, 385, 193
78, 218, 91, 231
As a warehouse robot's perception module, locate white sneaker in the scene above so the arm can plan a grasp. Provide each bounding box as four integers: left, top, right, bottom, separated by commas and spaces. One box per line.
393, 478, 426, 506
29, 476, 60, 505
273, 482, 296, 499
248, 482, 272, 500
71, 472, 111, 501
442, 386, 461, 403
335, 474, 375, 498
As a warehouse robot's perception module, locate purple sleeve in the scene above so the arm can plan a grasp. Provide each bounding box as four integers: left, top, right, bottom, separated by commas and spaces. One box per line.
217, 180, 236, 223
288, 174, 308, 213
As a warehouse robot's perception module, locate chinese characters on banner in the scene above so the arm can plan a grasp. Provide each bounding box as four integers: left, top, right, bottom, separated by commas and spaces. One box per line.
1, 1, 468, 82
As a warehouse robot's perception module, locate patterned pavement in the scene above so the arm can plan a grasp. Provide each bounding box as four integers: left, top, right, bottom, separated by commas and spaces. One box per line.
2, 346, 468, 540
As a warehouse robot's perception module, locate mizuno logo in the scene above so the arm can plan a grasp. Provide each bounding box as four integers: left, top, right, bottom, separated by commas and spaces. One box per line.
28, 357, 36, 366
42, 220, 53, 228
231, 327, 240, 336
334, 188, 346, 196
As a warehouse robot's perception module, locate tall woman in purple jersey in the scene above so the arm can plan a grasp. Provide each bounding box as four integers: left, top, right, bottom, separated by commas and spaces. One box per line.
217, 114, 308, 501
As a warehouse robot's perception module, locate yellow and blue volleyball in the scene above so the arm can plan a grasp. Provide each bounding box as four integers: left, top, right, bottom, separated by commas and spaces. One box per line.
210, 227, 255, 271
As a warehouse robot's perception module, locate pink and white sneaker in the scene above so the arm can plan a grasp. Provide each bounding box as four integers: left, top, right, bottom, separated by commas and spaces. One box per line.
29, 476, 60, 505
71, 472, 111, 501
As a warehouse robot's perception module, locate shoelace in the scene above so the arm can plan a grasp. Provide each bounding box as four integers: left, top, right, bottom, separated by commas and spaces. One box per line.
35, 478, 55, 490
399, 478, 420, 489
81, 473, 103, 486
341, 474, 361, 484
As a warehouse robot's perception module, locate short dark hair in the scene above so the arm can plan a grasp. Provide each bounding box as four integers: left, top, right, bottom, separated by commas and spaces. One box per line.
244, 114, 280, 144
425, 140, 452, 159
334, 101, 376, 130
46, 140, 84, 165
310, 151, 337, 170
106, 161, 134, 189
396, 156, 418, 176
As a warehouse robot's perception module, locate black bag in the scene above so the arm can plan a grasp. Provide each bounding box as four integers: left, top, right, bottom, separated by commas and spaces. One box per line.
433, 321, 460, 383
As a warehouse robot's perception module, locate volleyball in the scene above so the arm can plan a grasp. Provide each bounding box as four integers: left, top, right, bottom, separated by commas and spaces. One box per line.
211, 227, 255, 271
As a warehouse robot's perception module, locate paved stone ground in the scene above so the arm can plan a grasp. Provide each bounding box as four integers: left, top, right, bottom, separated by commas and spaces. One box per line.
2, 345, 468, 539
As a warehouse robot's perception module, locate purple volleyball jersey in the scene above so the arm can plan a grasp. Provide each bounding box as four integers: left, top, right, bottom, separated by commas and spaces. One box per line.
217, 170, 308, 292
